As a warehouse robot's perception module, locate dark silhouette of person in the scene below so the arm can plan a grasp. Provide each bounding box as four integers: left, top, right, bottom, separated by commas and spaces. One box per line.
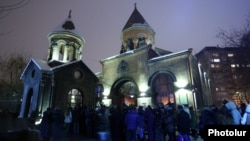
40, 107, 52, 141
109, 106, 124, 141
164, 106, 176, 141
144, 105, 155, 141
176, 105, 191, 141
51, 107, 65, 141
124, 105, 140, 141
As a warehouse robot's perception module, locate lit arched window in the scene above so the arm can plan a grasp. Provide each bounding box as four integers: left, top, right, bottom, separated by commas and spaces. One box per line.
67, 88, 82, 107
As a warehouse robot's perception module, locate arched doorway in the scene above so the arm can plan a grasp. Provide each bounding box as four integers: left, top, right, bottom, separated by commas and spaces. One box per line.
150, 72, 176, 106
24, 88, 33, 117
110, 78, 139, 107
67, 88, 83, 108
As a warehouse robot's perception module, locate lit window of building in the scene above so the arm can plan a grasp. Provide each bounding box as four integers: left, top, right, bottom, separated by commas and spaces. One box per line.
228, 53, 234, 57
213, 58, 220, 62
231, 64, 236, 68
211, 64, 215, 68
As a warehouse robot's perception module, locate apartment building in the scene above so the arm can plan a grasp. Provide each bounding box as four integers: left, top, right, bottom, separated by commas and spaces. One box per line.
196, 46, 250, 106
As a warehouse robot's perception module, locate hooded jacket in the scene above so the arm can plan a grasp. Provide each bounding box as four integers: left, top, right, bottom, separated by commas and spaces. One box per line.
241, 104, 250, 125
225, 101, 242, 125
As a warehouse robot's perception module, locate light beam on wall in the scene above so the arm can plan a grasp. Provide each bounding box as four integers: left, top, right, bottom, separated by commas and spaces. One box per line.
175, 78, 188, 88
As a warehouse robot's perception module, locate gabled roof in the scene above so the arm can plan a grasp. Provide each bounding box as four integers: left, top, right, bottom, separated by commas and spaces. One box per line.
148, 48, 193, 63
122, 3, 151, 31
51, 60, 98, 80
20, 58, 52, 79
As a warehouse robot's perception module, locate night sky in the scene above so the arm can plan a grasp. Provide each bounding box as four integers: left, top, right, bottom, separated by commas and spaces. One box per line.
0, 0, 250, 73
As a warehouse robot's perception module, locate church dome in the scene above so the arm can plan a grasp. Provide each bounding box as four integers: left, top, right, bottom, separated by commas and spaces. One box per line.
48, 10, 84, 42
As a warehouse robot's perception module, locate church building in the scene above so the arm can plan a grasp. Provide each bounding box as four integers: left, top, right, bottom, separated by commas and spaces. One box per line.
97, 4, 211, 109
18, 11, 98, 119
19, 4, 211, 121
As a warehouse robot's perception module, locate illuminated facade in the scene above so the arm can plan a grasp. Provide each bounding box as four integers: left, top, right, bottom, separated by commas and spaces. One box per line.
19, 12, 98, 120
19, 5, 211, 121
97, 5, 210, 110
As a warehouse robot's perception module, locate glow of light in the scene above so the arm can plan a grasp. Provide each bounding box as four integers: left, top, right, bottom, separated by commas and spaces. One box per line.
140, 92, 146, 96
175, 79, 188, 88
35, 118, 42, 125
175, 88, 188, 96
102, 85, 110, 96
138, 82, 148, 93
102, 99, 111, 106
137, 97, 152, 107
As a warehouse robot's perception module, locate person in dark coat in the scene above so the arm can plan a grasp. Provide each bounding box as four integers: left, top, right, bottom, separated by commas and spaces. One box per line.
137, 106, 145, 141
85, 106, 95, 138
109, 106, 124, 141
72, 105, 81, 135
198, 106, 217, 139
40, 107, 52, 141
154, 107, 165, 141
95, 106, 110, 141
176, 105, 191, 141
51, 107, 65, 141
144, 105, 155, 141
164, 106, 176, 141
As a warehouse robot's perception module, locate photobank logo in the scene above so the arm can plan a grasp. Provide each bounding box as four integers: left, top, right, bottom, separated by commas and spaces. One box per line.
204, 125, 250, 140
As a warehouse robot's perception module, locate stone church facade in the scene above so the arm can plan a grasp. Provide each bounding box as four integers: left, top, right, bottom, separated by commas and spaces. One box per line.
97, 5, 210, 110
19, 5, 211, 121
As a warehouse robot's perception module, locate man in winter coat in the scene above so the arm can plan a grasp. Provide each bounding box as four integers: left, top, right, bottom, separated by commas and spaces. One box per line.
51, 107, 65, 141
176, 105, 191, 141
95, 106, 110, 141
40, 108, 52, 141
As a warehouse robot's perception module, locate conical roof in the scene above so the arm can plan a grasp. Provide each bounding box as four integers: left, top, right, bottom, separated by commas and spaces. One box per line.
122, 3, 151, 31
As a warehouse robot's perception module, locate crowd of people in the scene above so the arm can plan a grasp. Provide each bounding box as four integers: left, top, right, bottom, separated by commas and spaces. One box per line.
38, 100, 250, 141
198, 100, 250, 139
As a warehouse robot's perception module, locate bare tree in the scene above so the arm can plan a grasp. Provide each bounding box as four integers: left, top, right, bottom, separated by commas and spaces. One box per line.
0, 54, 27, 100
217, 13, 250, 48
0, 0, 30, 36
216, 12, 250, 103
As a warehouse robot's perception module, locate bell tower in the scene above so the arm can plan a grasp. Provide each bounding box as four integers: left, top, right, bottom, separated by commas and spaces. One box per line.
120, 3, 156, 54
47, 10, 85, 64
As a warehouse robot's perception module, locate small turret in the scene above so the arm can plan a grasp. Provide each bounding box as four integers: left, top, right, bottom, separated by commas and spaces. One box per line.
47, 10, 85, 64
120, 3, 155, 54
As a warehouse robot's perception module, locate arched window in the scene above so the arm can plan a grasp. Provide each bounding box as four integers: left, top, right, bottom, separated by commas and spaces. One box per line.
67, 88, 82, 108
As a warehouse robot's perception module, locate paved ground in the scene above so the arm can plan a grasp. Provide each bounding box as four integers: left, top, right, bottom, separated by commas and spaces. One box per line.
0, 114, 203, 141
0, 130, 204, 141
60, 134, 204, 141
